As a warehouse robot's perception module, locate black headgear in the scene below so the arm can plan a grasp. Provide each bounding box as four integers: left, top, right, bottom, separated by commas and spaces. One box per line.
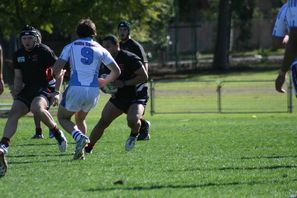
20, 25, 38, 38
118, 21, 130, 32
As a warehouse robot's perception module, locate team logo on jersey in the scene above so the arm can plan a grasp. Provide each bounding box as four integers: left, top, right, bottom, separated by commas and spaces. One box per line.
17, 56, 25, 63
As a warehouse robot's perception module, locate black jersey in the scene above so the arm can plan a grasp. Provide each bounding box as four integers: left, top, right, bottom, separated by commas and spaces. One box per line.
120, 39, 148, 63
13, 43, 57, 88
114, 49, 143, 99
120, 38, 148, 100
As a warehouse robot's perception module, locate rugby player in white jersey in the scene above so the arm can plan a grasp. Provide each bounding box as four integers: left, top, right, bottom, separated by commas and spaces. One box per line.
53, 18, 121, 160
275, 0, 297, 93
272, 2, 289, 48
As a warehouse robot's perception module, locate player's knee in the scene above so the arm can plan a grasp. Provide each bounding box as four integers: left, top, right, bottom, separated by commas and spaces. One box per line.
127, 117, 140, 129
30, 105, 41, 115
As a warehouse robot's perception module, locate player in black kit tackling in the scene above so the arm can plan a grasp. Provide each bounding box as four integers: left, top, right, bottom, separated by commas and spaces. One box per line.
85, 35, 148, 152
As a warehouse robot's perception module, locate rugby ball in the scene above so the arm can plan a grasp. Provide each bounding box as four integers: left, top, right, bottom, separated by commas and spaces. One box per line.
98, 74, 118, 94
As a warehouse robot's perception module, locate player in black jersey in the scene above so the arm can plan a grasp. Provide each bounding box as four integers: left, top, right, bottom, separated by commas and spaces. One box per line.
31, 29, 59, 139
85, 35, 148, 152
0, 25, 67, 177
118, 21, 151, 141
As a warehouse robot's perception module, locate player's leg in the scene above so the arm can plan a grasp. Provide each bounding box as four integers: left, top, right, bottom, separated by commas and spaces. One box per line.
86, 101, 123, 153
138, 117, 151, 141
136, 93, 150, 141
125, 103, 145, 151
31, 96, 67, 152
32, 115, 44, 139
58, 86, 97, 160
0, 100, 29, 176
75, 111, 87, 134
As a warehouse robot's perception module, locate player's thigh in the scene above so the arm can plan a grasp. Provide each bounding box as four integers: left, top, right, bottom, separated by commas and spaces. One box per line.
127, 103, 144, 122
8, 100, 29, 118
57, 104, 75, 120
31, 96, 49, 112
100, 101, 123, 123
75, 111, 89, 122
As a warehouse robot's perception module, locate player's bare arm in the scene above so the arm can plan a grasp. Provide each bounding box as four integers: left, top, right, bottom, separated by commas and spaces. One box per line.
52, 59, 67, 93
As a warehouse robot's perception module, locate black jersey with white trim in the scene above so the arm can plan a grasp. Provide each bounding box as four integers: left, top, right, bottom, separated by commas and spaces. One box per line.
13, 43, 57, 88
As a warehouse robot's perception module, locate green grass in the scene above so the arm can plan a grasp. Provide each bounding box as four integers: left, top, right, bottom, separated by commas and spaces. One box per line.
0, 70, 297, 197
0, 113, 297, 197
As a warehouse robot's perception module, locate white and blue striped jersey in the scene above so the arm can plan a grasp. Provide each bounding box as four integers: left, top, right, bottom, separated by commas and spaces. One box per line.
59, 37, 115, 87
287, 0, 297, 28
272, 3, 289, 37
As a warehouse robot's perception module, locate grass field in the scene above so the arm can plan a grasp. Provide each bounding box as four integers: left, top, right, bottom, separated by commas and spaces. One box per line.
0, 70, 297, 197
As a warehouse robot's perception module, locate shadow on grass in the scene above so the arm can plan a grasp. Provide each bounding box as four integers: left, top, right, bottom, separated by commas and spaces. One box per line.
8, 158, 71, 165
87, 178, 296, 192
166, 165, 297, 172
13, 142, 75, 147
241, 155, 297, 159
8, 153, 73, 158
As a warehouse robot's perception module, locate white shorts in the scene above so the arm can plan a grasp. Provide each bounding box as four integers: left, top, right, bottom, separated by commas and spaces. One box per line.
272, 3, 288, 37
61, 86, 99, 112
287, 0, 297, 28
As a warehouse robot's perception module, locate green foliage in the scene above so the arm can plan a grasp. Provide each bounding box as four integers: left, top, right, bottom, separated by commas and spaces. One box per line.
231, 0, 255, 50
0, 0, 174, 48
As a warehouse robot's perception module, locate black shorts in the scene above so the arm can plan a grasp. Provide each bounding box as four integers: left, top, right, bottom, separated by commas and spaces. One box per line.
16, 86, 53, 109
109, 96, 148, 114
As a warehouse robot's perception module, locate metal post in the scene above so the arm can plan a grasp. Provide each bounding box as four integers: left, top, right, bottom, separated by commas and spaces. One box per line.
150, 79, 155, 116
288, 75, 293, 113
217, 81, 222, 113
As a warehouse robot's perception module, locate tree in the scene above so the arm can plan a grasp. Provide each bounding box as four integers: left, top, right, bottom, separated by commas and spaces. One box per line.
213, 0, 232, 70
0, 0, 174, 44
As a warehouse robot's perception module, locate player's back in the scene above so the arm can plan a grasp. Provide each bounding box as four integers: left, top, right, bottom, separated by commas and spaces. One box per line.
65, 38, 107, 87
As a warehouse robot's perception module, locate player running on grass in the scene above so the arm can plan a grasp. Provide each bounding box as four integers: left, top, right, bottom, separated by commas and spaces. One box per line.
0, 25, 67, 177
118, 21, 151, 140
52, 18, 120, 160
85, 34, 148, 152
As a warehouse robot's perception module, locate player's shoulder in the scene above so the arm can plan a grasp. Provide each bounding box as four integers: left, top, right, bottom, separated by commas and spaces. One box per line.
37, 43, 54, 52
120, 49, 141, 61
129, 38, 142, 47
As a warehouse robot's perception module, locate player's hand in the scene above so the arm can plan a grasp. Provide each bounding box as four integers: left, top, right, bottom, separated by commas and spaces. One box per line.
52, 94, 60, 106
275, 73, 286, 93
98, 78, 106, 88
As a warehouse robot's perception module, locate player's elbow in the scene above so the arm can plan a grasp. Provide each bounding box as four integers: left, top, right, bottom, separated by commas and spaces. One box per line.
114, 66, 121, 78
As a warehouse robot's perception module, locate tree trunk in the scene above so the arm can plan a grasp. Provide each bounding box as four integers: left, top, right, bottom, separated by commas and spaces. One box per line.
213, 0, 232, 70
